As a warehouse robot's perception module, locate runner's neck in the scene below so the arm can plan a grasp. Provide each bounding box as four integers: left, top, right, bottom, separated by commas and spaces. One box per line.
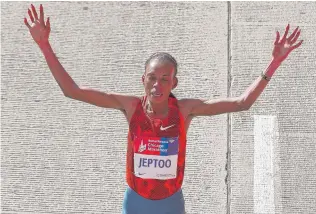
145, 97, 169, 119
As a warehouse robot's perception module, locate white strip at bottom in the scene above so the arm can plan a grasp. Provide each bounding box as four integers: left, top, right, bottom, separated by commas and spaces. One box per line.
253, 115, 277, 214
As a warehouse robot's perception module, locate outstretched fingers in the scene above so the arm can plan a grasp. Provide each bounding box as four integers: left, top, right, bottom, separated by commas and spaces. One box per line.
28, 9, 34, 23
25, 4, 48, 30
290, 29, 301, 45
46, 17, 50, 32
280, 24, 290, 44
24, 17, 31, 29
274, 31, 280, 45
290, 40, 303, 52
40, 4, 45, 25
288, 26, 299, 42
31, 4, 39, 20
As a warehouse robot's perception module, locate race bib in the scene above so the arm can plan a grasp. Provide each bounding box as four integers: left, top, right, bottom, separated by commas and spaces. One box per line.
133, 136, 179, 180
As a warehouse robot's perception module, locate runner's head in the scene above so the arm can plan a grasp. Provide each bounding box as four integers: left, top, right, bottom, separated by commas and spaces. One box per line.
142, 52, 178, 103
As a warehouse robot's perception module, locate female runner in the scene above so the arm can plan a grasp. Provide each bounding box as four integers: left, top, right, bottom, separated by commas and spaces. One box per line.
24, 4, 303, 214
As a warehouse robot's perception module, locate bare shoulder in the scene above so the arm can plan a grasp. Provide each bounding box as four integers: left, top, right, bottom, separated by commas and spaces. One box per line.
125, 94, 142, 111
112, 93, 141, 111
116, 93, 141, 122
177, 98, 197, 119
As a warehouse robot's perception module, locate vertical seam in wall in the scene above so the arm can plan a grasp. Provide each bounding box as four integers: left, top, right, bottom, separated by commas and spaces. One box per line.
227, 1, 232, 214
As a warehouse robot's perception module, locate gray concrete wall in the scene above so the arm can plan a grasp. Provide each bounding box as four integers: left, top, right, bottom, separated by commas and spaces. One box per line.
1, 1, 315, 214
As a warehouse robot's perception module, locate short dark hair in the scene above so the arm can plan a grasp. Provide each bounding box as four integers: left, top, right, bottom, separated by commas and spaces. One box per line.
144, 52, 178, 76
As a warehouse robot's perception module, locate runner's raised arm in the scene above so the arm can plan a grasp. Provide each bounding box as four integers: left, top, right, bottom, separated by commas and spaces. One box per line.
24, 4, 138, 111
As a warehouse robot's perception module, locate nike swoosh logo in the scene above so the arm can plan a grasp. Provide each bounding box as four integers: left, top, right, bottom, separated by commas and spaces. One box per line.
160, 124, 175, 131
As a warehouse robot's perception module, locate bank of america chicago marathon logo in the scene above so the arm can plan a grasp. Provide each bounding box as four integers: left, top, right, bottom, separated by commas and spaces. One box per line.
135, 137, 179, 156
134, 137, 179, 179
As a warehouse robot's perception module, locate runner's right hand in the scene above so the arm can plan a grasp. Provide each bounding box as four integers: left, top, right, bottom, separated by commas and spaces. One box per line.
24, 4, 50, 47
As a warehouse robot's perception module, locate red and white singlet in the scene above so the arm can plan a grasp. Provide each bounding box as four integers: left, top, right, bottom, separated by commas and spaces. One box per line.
125, 96, 187, 200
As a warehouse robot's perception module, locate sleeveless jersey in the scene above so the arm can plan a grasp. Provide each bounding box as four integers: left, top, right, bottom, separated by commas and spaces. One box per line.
126, 95, 187, 200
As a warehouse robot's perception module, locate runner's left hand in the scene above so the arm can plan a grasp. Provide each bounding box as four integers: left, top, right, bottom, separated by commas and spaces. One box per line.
272, 24, 303, 63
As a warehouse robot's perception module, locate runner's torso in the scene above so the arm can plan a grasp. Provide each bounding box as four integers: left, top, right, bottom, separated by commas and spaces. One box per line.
126, 96, 187, 200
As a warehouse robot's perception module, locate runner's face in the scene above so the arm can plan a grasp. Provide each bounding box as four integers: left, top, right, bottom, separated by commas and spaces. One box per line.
143, 60, 177, 103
